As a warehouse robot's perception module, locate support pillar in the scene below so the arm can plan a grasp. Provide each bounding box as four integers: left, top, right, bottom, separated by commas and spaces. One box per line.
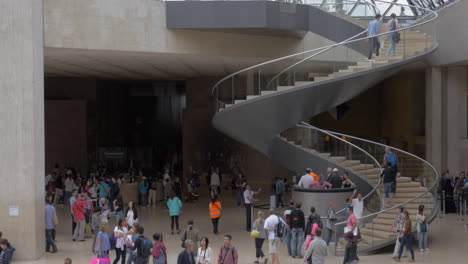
445, 67, 468, 174
425, 67, 443, 173
0, 0, 45, 260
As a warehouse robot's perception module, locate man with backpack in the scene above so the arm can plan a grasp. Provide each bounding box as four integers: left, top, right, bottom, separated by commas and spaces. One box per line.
290, 202, 305, 259
134, 226, 153, 264
283, 201, 296, 256
217, 234, 238, 264
264, 209, 285, 264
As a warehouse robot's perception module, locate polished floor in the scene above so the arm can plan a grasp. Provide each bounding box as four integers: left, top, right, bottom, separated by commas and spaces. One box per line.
17, 189, 468, 263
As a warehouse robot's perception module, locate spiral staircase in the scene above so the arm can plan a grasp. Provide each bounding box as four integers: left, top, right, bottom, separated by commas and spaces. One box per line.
211, 0, 439, 254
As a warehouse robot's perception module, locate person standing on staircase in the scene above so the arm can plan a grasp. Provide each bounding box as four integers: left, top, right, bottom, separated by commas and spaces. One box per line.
367, 14, 382, 61
386, 13, 400, 57
382, 147, 398, 179
381, 162, 396, 208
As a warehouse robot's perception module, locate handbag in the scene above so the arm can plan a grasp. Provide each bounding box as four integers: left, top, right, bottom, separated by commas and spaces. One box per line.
344, 226, 358, 236
250, 230, 260, 238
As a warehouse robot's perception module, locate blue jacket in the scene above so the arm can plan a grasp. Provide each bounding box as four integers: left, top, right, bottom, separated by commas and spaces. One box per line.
167, 197, 182, 216
0, 247, 15, 264
139, 181, 149, 194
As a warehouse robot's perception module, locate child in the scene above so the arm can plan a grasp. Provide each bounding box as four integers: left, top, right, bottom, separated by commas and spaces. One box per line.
343, 232, 359, 264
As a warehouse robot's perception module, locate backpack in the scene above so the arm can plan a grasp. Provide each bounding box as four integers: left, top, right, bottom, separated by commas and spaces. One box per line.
138, 237, 153, 258
302, 223, 318, 251
290, 209, 304, 229
275, 216, 285, 238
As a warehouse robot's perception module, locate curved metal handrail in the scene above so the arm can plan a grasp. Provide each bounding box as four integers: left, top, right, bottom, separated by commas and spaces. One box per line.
319, 128, 439, 224
211, 0, 438, 110
324, 134, 439, 222
297, 123, 383, 215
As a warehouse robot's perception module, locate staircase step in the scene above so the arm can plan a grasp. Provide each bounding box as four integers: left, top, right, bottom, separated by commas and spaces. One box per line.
234, 100, 245, 104
315, 76, 331, 82
277, 86, 294, 91
360, 228, 394, 240
341, 160, 361, 167
347, 164, 375, 171
295, 81, 314, 87
246, 95, 259, 100
329, 156, 347, 163
260, 90, 275, 96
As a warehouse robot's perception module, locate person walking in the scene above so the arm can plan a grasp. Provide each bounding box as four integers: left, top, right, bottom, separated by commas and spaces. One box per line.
252, 211, 267, 264
45, 196, 58, 253
94, 223, 111, 259
275, 177, 285, 208
178, 239, 196, 264
134, 226, 152, 264
290, 202, 305, 259
167, 193, 183, 235
234, 174, 245, 207
343, 232, 359, 264
381, 162, 396, 208
152, 233, 167, 264
139, 178, 149, 207
367, 14, 382, 61
0, 239, 15, 264
113, 195, 125, 220
73, 194, 97, 242
244, 184, 262, 232
386, 13, 399, 57
126, 201, 139, 229
303, 228, 327, 264
395, 210, 415, 262
390, 207, 407, 259
416, 205, 429, 252
197, 237, 213, 264
209, 196, 222, 234
70, 190, 78, 235
325, 202, 337, 246
264, 209, 282, 264
125, 224, 140, 264
181, 220, 200, 257
382, 147, 398, 178
217, 235, 238, 264
210, 168, 221, 197
113, 218, 128, 264
283, 201, 295, 256
148, 178, 158, 207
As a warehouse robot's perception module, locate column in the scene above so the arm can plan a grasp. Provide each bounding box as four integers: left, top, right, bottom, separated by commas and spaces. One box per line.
425, 67, 443, 173
0, 0, 45, 261
445, 67, 468, 173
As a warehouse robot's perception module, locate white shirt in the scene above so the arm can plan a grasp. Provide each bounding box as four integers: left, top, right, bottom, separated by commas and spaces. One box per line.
244, 190, 254, 204
264, 214, 280, 240
45, 175, 52, 186
210, 173, 220, 186
352, 198, 364, 218
64, 178, 74, 192
88, 186, 97, 198
114, 226, 128, 250
298, 174, 314, 188
197, 247, 213, 264
126, 210, 136, 227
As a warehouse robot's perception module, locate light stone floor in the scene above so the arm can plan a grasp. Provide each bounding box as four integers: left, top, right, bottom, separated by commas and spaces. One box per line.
16, 189, 468, 264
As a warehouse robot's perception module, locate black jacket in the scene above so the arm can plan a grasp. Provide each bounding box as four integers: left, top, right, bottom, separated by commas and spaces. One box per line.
290, 208, 305, 229
177, 250, 195, 264
380, 167, 395, 183
304, 214, 322, 236
328, 174, 342, 188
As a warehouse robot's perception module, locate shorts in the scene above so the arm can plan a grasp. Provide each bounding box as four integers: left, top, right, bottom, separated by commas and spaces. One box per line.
268, 238, 278, 254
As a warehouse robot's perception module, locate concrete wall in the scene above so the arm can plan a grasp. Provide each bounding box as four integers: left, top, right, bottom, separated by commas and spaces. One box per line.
43, 0, 363, 62
0, 0, 45, 260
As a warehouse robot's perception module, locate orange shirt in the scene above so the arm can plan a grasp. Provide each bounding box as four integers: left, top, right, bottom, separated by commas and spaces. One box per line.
310, 173, 319, 182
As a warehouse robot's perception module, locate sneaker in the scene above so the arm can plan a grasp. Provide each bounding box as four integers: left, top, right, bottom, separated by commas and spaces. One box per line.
425, 248, 430, 251
366, 59, 374, 62
420, 249, 424, 252
264, 258, 268, 264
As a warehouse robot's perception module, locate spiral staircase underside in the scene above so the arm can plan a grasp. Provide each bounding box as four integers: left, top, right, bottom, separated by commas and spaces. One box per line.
212, 9, 437, 254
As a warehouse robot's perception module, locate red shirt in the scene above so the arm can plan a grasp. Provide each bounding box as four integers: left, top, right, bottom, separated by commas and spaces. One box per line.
72, 200, 88, 221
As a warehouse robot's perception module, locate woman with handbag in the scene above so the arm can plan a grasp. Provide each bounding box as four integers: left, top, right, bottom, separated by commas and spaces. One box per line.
386, 13, 400, 57
416, 205, 429, 252
197, 237, 213, 264
209, 196, 222, 234
252, 211, 267, 264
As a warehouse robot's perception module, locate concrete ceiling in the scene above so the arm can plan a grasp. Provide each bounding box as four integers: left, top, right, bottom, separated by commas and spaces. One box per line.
44, 48, 345, 80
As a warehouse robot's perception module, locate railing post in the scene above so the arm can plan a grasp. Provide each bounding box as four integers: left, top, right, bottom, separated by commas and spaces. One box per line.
258, 67, 261, 96
442, 190, 446, 217
231, 77, 234, 104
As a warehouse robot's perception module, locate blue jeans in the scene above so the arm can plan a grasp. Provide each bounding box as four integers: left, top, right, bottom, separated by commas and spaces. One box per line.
384, 182, 393, 199
291, 228, 304, 258
326, 227, 333, 245
126, 250, 136, 264
236, 191, 243, 207
285, 228, 292, 255
45, 229, 57, 252
387, 38, 396, 56
398, 235, 415, 260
